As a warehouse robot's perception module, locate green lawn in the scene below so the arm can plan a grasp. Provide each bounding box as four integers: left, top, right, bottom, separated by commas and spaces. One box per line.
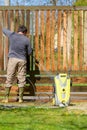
0, 106, 87, 130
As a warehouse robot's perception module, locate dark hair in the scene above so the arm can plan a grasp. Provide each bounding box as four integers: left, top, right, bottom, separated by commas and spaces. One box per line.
17, 25, 27, 34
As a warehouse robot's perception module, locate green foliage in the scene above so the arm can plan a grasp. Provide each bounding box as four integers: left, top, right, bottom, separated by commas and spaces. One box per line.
74, 0, 87, 6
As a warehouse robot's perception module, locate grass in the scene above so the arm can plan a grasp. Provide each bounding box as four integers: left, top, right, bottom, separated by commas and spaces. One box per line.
0, 106, 87, 130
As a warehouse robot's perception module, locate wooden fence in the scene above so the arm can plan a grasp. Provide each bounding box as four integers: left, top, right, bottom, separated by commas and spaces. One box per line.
0, 6, 87, 73
0, 6, 87, 101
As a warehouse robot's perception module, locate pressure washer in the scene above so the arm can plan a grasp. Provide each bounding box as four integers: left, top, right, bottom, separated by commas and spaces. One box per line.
53, 71, 71, 107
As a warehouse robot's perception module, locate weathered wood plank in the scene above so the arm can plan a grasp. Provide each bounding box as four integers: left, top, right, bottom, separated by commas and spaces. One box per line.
74, 11, 79, 70
26, 10, 30, 35
0, 11, 3, 70
67, 11, 72, 70
46, 10, 51, 71
63, 11, 67, 70
0, 6, 87, 11
84, 11, 87, 70
3, 10, 9, 70
10, 10, 15, 31
57, 11, 62, 70
35, 11, 39, 69
15, 10, 19, 32
79, 11, 83, 70
50, 10, 56, 71
40, 11, 45, 71
20, 10, 25, 25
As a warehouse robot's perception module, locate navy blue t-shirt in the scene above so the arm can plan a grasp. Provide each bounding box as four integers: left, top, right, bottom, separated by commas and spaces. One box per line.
3, 28, 32, 61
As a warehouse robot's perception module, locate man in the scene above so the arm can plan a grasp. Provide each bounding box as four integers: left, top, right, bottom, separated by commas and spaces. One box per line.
2, 25, 32, 103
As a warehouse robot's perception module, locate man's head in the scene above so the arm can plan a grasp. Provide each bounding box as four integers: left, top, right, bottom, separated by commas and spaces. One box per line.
17, 25, 27, 35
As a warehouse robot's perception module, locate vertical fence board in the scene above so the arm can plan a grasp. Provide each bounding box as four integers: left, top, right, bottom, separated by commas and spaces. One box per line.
15, 10, 19, 32
35, 11, 39, 69
57, 11, 62, 70
46, 10, 51, 71
51, 10, 56, 71
26, 10, 30, 36
26, 10, 30, 72
84, 11, 87, 70
74, 11, 79, 70
20, 10, 25, 25
67, 11, 72, 70
40, 11, 45, 71
10, 10, 15, 31
0, 11, 3, 70
30, 11, 35, 71
79, 11, 83, 70
63, 11, 67, 70
3, 10, 9, 70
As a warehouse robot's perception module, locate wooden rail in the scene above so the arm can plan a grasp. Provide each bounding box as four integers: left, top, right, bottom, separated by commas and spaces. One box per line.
0, 72, 87, 102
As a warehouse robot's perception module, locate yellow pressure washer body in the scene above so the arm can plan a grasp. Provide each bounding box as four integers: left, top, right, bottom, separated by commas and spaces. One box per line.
53, 73, 71, 107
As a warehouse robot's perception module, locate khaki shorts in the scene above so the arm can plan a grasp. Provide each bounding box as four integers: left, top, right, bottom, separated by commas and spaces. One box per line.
6, 58, 26, 88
